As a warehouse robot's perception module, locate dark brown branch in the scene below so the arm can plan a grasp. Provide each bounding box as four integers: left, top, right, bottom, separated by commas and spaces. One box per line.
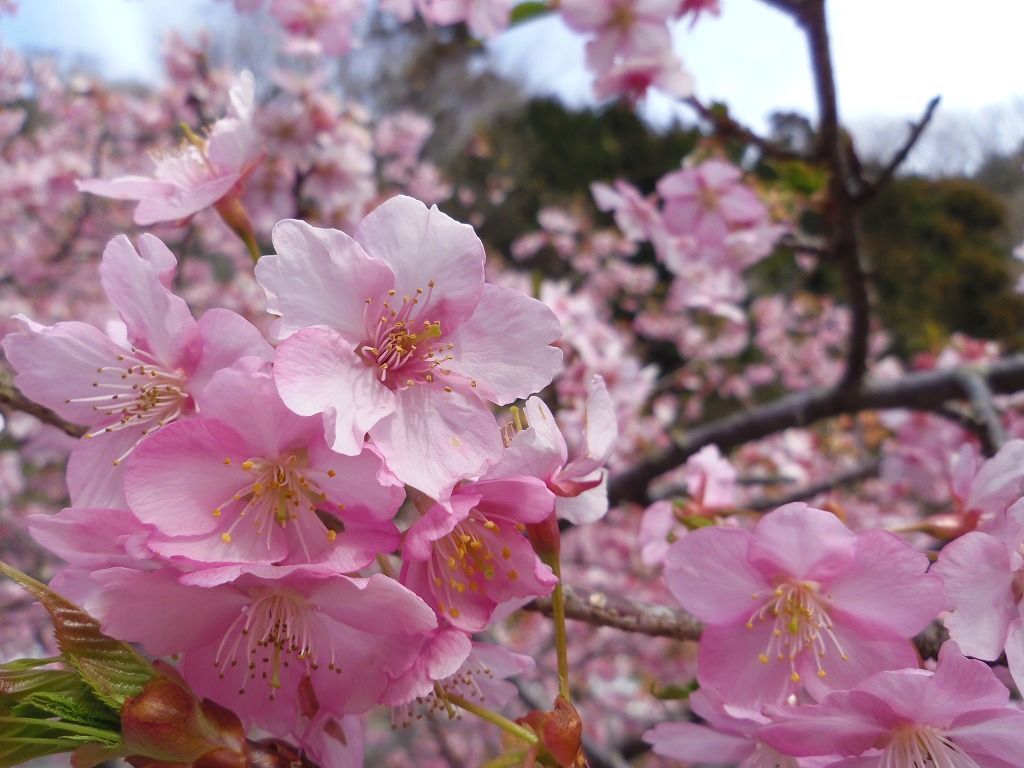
748, 457, 881, 510
611, 354, 1024, 506
955, 370, 1005, 456
685, 97, 808, 162
527, 586, 702, 642
856, 96, 941, 203
0, 372, 85, 438
798, 0, 870, 390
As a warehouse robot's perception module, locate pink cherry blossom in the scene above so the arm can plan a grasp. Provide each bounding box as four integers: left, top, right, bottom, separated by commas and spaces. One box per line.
665, 503, 945, 706
1, 233, 272, 507
257, 195, 562, 498
428, 0, 514, 39
400, 476, 557, 630
760, 642, 1024, 767
645, 688, 808, 768
269, 0, 367, 56
85, 563, 437, 728
489, 375, 617, 525
123, 358, 403, 567
591, 179, 662, 243
78, 71, 261, 226
658, 159, 768, 253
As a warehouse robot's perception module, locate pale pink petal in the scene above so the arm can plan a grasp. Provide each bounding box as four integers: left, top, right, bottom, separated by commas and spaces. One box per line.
124, 419, 251, 538
473, 477, 555, 525
645, 721, 754, 764
27, 507, 150, 570
934, 531, 1017, 660
66, 428, 141, 508
370, 385, 502, 499
86, 567, 242, 656
697, 621, 798, 707
947, 707, 1024, 765
133, 173, 240, 225
555, 474, 608, 525
380, 628, 473, 706
354, 196, 485, 329
488, 396, 567, 481
1004, 617, 1024, 695
664, 527, 764, 623
99, 234, 198, 365
799, 627, 919, 703
273, 327, 395, 456
195, 358, 317, 457
190, 309, 274, 390
759, 693, 893, 757
748, 504, 857, 583
257, 219, 394, 341
445, 283, 562, 404
825, 529, 943, 638
307, 439, 405, 522
2, 318, 135, 424
928, 641, 1011, 721
311, 574, 436, 635
76, 175, 174, 201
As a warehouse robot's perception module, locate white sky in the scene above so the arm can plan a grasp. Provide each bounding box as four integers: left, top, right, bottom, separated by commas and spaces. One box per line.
2, 0, 1022, 168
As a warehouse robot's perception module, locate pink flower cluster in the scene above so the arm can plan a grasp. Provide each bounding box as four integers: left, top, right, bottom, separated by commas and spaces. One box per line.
5, 194, 618, 764
646, 460, 1024, 766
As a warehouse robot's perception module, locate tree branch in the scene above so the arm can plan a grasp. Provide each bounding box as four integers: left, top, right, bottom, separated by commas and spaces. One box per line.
954, 369, 1005, 456
856, 96, 941, 203
612, 354, 1024, 506
747, 457, 881, 510
685, 97, 808, 162
527, 586, 702, 642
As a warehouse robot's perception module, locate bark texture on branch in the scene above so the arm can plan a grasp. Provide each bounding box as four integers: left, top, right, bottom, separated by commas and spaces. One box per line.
609, 355, 1024, 506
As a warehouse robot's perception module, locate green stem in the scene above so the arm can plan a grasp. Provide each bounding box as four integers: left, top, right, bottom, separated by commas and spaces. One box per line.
479, 751, 528, 768
548, 553, 571, 702
0, 716, 118, 741
445, 694, 537, 746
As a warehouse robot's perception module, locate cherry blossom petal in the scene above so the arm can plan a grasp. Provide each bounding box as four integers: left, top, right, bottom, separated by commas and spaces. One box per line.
747, 503, 857, 583
445, 283, 562, 404
664, 526, 763, 623
354, 195, 485, 329
273, 326, 395, 456
257, 219, 394, 341
370, 384, 501, 499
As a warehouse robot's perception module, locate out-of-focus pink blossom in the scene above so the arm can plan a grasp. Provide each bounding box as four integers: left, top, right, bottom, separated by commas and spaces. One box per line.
428, 0, 514, 38
665, 503, 944, 706
78, 72, 261, 226
269, 0, 367, 56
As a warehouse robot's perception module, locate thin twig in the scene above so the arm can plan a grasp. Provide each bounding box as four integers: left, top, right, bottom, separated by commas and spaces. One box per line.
748, 458, 881, 510
856, 96, 941, 203
685, 97, 808, 162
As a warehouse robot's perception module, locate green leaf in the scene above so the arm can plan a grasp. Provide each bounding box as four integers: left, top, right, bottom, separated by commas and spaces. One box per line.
510, 1, 549, 25
0, 561, 155, 710
0, 667, 82, 712
13, 689, 121, 731
0, 716, 120, 768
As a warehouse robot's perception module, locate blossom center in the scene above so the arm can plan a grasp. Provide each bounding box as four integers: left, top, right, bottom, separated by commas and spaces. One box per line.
882, 725, 980, 768
746, 580, 847, 682
359, 284, 454, 390
213, 588, 338, 696
71, 347, 189, 464
214, 453, 341, 558
429, 511, 521, 620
